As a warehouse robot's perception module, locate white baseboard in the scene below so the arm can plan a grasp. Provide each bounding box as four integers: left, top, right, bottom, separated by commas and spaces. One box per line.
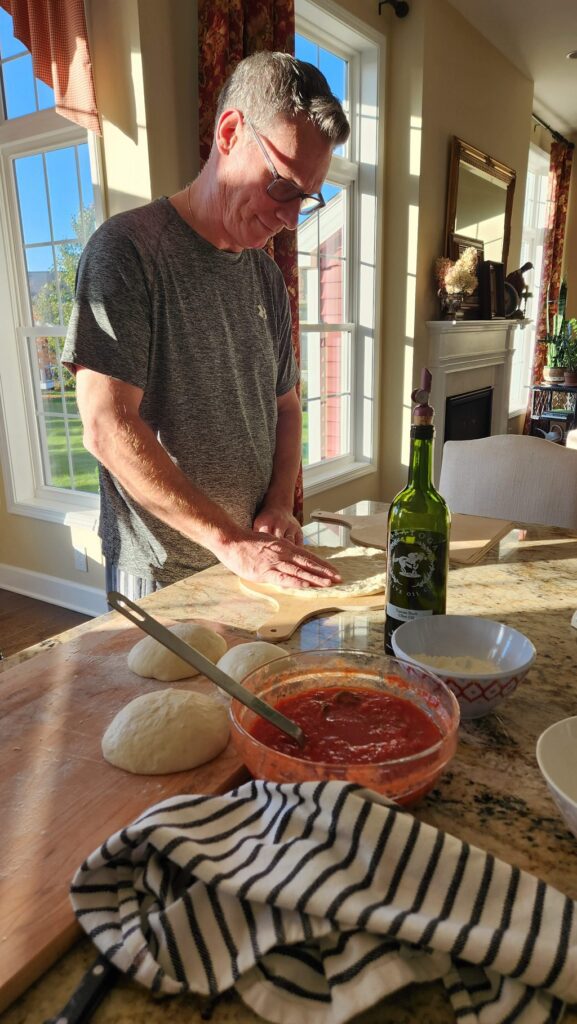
0, 563, 107, 617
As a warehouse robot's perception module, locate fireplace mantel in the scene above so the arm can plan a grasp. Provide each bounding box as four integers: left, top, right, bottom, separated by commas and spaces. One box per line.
426, 318, 529, 483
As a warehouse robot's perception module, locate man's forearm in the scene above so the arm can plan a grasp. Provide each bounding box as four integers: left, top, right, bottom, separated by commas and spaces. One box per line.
263, 392, 302, 511
86, 408, 247, 554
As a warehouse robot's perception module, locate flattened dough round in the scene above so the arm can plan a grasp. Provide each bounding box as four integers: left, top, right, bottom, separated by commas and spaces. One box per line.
127, 622, 227, 681
268, 545, 386, 599
217, 641, 289, 684
102, 689, 229, 774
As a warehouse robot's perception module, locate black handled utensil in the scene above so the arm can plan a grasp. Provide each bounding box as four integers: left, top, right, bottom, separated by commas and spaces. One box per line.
43, 955, 118, 1024
108, 591, 306, 747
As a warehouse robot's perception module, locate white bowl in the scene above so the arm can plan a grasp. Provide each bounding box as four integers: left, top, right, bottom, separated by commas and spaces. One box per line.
391, 614, 536, 719
536, 716, 577, 840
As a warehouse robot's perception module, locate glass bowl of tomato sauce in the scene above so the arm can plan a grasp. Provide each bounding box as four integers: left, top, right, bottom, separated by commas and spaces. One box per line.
229, 650, 460, 805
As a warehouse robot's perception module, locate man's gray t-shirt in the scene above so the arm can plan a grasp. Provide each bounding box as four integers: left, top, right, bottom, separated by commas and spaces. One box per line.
62, 197, 298, 584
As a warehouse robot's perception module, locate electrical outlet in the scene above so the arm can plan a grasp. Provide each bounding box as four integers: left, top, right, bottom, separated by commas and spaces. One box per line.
74, 547, 88, 573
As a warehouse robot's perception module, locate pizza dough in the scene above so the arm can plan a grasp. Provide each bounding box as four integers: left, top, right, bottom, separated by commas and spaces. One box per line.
101, 689, 230, 774
127, 622, 227, 681
216, 641, 289, 684
267, 545, 386, 599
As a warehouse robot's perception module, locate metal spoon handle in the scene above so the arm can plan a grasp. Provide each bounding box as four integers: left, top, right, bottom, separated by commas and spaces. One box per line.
108, 592, 305, 746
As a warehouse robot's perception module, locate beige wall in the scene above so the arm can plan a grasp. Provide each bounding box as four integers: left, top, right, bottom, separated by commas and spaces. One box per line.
378, 0, 534, 499
0, 0, 548, 604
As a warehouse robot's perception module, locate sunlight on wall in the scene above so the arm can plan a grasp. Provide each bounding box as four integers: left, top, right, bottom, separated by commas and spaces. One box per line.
409, 115, 422, 177
400, 113, 423, 466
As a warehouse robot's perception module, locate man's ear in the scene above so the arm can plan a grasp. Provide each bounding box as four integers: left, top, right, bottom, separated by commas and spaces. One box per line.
215, 109, 243, 155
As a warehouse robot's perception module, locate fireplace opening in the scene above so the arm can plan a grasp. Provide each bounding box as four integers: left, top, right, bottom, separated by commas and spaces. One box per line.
444, 387, 493, 442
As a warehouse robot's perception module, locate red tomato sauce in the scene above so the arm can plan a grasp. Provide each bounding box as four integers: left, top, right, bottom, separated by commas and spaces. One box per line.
249, 686, 442, 764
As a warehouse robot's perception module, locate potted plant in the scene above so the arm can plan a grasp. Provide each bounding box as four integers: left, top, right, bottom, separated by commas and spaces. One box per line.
542, 280, 568, 383
561, 318, 577, 385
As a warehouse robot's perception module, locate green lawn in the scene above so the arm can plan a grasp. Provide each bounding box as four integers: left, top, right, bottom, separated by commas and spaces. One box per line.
42, 390, 99, 492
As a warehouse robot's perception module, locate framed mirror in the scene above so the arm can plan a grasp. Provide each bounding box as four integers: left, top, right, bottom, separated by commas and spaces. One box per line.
444, 136, 516, 271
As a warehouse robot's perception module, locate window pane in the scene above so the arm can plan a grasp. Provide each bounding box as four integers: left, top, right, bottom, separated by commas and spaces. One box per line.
298, 182, 346, 325
319, 47, 346, 105
1, 9, 54, 117
3, 53, 36, 118
300, 330, 352, 466
53, 243, 81, 323
37, 77, 55, 110
17, 147, 96, 327
298, 250, 318, 322
46, 148, 80, 239
78, 144, 95, 214
295, 34, 317, 66
26, 245, 56, 324
15, 154, 51, 243
295, 32, 349, 158
27, 335, 99, 493
0, 7, 26, 58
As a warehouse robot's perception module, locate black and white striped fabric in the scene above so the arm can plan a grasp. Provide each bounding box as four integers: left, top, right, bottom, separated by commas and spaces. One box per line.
70, 780, 577, 1024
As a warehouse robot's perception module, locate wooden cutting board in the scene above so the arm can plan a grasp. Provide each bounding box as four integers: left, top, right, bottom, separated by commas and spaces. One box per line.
0, 614, 250, 1014
310, 509, 514, 565
239, 579, 384, 641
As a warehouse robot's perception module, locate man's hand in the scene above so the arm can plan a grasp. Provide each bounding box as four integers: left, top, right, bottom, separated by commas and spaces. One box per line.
216, 532, 342, 590
253, 504, 303, 545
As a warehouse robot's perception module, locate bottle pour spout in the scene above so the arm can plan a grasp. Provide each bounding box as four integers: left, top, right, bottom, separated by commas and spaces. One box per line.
411, 368, 434, 426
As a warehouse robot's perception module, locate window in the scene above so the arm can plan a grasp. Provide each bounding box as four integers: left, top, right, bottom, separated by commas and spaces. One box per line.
0, 8, 102, 524
295, 1, 381, 493
509, 145, 549, 415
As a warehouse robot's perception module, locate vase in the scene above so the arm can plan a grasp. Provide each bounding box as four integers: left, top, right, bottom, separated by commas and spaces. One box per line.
542, 365, 564, 384
439, 291, 465, 320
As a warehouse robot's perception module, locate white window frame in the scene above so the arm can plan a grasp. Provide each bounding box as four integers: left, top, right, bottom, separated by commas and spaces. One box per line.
508, 143, 549, 417
0, 104, 104, 528
296, 0, 384, 496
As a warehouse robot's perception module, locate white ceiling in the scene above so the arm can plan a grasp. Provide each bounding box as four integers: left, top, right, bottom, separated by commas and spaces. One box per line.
446, 0, 577, 137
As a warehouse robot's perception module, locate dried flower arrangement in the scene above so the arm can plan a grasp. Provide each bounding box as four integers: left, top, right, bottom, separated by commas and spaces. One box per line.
435, 246, 479, 296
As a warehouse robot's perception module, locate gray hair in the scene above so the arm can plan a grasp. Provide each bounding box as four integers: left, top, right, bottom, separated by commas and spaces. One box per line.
214, 51, 350, 147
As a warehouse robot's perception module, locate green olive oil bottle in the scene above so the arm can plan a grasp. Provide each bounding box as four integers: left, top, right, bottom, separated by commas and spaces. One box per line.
384, 368, 451, 654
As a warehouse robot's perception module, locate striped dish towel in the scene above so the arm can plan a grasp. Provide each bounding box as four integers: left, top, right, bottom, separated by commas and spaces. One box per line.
70, 780, 577, 1024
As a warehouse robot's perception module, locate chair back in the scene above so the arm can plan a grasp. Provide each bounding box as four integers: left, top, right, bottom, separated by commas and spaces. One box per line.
438, 434, 577, 530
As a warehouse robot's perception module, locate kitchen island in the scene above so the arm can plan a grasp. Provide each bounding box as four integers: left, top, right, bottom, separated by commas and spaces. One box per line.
1, 516, 576, 1024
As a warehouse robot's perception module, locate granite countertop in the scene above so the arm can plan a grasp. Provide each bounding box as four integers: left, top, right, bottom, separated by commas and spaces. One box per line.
2, 515, 577, 1024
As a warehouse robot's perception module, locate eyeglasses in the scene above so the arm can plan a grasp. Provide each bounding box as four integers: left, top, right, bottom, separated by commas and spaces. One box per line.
245, 117, 326, 216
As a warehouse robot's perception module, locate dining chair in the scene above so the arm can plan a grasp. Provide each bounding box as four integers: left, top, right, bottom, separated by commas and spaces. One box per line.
438, 434, 577, 530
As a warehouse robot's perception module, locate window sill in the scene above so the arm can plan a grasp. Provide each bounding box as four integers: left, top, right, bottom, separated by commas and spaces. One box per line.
6, 494, 99, 532
304, 461, 376, 498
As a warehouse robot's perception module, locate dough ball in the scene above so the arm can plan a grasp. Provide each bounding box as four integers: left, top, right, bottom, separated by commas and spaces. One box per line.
127, 622, 227, 681
102, 689, 230, 774
217, 641, 289, 684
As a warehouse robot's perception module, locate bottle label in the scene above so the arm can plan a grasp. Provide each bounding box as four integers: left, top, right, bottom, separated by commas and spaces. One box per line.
386, 603, 433, 621
386, 529, 448, 612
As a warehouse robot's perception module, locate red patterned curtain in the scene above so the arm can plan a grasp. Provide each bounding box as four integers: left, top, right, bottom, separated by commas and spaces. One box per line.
0, 0, 101, 134
524, 140, 574, 429
198, 0, 303, 522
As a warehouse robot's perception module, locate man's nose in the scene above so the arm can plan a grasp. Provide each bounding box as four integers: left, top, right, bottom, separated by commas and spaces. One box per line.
275, 200, 301, 231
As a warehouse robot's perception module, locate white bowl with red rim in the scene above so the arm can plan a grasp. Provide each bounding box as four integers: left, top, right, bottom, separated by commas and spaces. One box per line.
391, 614, 536, 720
536, 716, 577, 840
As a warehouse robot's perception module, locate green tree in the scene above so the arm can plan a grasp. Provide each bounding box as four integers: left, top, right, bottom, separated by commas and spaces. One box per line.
33, 205, 96, 326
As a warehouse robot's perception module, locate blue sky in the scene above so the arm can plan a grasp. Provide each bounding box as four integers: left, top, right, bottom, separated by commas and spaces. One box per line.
1, 8, 94, 274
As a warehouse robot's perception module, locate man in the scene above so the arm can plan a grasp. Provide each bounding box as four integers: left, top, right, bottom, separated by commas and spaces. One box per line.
63, 52, 350, 596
